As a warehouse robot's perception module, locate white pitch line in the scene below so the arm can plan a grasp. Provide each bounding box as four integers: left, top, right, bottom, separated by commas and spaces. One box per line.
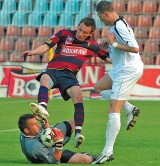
0, 99, 37, 104
0, 129, 19, 133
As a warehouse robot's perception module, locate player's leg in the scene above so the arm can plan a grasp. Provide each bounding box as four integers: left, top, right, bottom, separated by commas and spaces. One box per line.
100, 90, 140, 130
30, 73, 54, 120
67, 86, 85, 148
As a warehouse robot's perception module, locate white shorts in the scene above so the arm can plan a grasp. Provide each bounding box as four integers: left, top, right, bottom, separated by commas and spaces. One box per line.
108, 70, 143, 100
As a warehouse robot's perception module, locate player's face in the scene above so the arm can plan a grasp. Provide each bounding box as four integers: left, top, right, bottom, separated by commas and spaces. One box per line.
98, 12, 110, 26
76, 22, 93, 41
25, 118, 40, 136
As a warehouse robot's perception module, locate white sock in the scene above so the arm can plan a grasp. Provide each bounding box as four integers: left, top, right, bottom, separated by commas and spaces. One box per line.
102, 113, 121, 155
100, 90, 134, 114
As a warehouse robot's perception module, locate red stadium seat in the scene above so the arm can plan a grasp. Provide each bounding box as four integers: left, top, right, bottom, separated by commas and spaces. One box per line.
142, 0, 157, 14
53, 26, 65, 35
0, 37, 14, 52
9, 51, 24, 62
0, 52, 8, 62
26, 55, 41, 63
123, 15, 138, 27
141, 54, 154, 65
138, 15, 152, 27
0, 26, 4, 37
155, 54, 160, 65
31, 38, 44, 50
38, 26, 52, 40
153, 15, 160, 27
15, 38, 30, 52
6, 25, 20, 39
22, 25, 36, 40
127, 0, 142, 14
144, 39, 159, 55
134, 27, 148, 39
149, 27, 160, 39
113, 0, 126, 14
137, 39, 144, 53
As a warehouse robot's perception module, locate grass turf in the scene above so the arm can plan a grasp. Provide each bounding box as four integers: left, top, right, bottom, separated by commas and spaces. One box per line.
0, 98, 160, 166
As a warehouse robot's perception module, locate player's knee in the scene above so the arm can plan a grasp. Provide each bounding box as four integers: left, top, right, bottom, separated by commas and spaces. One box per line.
80, 155, 92, 163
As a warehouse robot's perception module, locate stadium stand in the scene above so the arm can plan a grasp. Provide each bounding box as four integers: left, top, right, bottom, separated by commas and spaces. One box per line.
141, 54, 155, 65
155, 54, 160, 65
0, 0, 159, 64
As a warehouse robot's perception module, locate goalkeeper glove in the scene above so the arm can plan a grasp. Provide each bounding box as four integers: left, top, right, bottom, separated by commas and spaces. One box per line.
50, 128, 64, 150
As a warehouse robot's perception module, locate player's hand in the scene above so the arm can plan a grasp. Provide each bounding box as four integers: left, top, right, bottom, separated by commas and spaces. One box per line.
21, 51, 35, 57
50, 128, 64, 150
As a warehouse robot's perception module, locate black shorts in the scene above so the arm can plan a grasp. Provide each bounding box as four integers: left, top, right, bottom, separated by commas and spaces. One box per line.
36, 69, 79, 101
61, 149, 76, 163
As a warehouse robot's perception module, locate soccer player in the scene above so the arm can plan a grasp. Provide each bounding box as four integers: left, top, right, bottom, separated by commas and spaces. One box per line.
21, 17, 109, 148
92, 1, 144, 164
18, 113, 96, 164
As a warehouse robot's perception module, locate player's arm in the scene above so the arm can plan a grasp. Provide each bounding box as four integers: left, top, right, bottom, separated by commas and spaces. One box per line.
21, 44, 50, 57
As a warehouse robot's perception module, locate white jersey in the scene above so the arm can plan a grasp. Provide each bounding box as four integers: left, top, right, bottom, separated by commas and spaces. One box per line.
108, 17, 143, 79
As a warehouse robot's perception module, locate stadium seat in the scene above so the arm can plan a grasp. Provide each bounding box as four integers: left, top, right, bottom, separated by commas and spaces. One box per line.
141, 54, 154, 65
12, 12, 27, 27
153, 15, 160, 27
38, 26, 52, 40
58, 13, 73, 28
6, 25, 20, 39
142, 0, 157, 14
21, 25, 36, 40
1, 0, 16, 13
43, 12, 57, 28
137, 39, 144, 53
79, 0, 95, 16
9, 51, 24, 62
134, 27, 148, 39
28, 12, 43, 28
127, 0, 142, 14
144, 39, 159, 55
0, 37, 14, 54
18, 0, 32, 13
123, 15, 138, 27
0, 11, 11, 27
33, 0, 48, 14
31, 38, 44, 50
155, 54, 160, 65
0, 52, 8, 62
113, 0, 126, 14
138, 15, 152, 27
49, 0, 63, 14
26, 55, 41, 63
0, 26, 4, 37
15, 38, 30, 52
149, 27, 160, 39
64, 0, 79, 14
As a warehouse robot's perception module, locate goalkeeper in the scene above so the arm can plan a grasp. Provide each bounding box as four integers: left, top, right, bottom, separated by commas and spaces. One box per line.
18, 113, 96, 164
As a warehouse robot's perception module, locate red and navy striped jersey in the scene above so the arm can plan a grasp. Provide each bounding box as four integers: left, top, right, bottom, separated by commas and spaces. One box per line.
45, 29, 109, 72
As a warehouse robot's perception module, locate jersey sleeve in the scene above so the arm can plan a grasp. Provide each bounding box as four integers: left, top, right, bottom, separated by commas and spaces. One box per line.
116, 20, 139, 48
44, 30, 63, 48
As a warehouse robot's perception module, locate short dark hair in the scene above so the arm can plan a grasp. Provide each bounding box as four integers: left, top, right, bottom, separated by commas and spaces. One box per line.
96, 0, 114, 13
78, 17, 96, 32
18, 114, 35, 132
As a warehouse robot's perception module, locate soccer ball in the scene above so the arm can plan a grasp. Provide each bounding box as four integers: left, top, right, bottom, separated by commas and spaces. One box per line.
40, 128, 54, 148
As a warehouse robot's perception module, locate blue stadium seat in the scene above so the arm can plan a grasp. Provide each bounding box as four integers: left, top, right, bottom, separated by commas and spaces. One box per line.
28, 12, 43, 28
49, 0, 63, 14
58, 13, 73, 28
12, 12, 27, 27
79, 0, 95, 16
74, 13, 88, 26
1, 0, 16, 13
93, 14, 105, 29
33, 0, 48, 14
64, 0, 79, 14
43, 12, 57, 28
0, 11, 11, 27
18, 0, 32, 13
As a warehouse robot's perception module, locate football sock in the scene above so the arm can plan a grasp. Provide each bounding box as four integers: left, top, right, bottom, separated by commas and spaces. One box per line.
38, 86, 48, 110
100, 90, 134, 114
74, 103, 84, 136
102, 113, 121, 155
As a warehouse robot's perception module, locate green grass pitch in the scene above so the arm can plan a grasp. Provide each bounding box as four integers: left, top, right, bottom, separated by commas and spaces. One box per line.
0, 98, 160, 166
